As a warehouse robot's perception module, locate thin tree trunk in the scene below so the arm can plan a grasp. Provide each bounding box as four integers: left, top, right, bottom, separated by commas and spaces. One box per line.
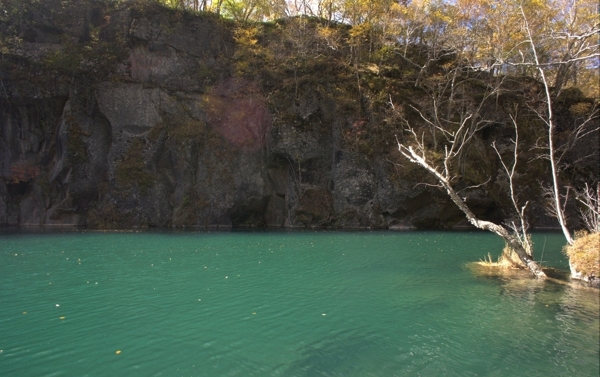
520, 7, 574, 246
399, 145, 546, 277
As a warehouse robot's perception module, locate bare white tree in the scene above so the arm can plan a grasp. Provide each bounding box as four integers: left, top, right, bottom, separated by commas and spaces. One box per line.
492, 113, 533, 256
397, 138, 546, 277
518, 5, 600, 245
575, 182, 600, 233
393, 71, 546, 277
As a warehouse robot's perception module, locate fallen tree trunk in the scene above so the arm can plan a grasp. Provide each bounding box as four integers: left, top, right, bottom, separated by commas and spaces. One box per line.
398, 144, 546, 278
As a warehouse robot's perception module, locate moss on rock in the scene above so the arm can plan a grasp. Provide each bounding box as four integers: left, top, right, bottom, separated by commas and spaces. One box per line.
115, 139, 155, 191
66, 118, 89, 164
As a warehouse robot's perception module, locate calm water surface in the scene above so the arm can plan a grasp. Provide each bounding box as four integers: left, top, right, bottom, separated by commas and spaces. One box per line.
0, 230, 598, 376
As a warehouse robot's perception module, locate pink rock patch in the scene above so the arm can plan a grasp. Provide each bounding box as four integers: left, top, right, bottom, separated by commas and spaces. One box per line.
203, 78, 271, 151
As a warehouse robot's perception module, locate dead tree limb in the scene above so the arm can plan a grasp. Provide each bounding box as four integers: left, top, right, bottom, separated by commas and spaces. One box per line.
397, 140, 546, 277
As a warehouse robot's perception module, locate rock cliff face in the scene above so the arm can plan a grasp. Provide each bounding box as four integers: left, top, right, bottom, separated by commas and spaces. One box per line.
0, 1, 594, 229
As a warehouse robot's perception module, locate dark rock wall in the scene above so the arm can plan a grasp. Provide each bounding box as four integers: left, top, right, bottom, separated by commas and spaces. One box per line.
1, 1, 596, 229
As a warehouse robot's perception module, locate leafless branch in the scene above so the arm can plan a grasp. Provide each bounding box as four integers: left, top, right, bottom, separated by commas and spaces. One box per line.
575, 182, 600, 233
520, 5, 574, 244
492, 113, 532, 254
456, 177, 491, 194
395, 90, 545, 276
508, 53, 600, 67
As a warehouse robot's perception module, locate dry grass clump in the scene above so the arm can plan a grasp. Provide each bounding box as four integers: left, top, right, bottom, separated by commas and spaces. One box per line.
564, 232, 600, 277
476, 245, 525, 269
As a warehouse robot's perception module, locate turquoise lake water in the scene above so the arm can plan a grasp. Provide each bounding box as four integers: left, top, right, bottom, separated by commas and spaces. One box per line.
0, 230, 598, 376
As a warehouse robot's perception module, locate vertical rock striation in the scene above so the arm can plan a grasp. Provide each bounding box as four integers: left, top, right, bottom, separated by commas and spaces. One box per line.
1, 1, 595, 229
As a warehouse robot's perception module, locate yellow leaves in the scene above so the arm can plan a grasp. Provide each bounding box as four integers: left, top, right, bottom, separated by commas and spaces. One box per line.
233, 25, 270, 76
316, 25, 335, 41
349, 22, 372, 42
569, 102, 593, 117
316, 25, 341, 51
234, 26, 259, 47
429, 8, 452, 24
524, 0, 550, 10
390, 3, 410, 19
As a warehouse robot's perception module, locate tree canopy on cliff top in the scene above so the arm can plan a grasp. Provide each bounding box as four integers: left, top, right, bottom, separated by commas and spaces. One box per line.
150, 0, 599, 98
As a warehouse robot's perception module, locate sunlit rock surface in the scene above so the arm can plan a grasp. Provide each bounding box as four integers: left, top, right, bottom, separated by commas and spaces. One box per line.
0, 1, 595, 229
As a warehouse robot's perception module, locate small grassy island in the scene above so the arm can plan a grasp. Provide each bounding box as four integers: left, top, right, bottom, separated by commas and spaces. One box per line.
564, 232, 600, 287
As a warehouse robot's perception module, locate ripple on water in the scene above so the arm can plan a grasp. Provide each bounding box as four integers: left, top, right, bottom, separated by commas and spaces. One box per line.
0, 230, 597, 377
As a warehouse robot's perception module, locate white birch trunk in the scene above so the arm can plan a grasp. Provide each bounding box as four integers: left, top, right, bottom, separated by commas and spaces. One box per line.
399, 145, 546, 278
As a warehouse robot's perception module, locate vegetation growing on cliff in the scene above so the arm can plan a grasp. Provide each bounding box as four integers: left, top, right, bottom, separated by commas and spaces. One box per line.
0, 0, 128, 83
115, 139, 155, 191
390, 1, 598, 279
0, 0, 597, 247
